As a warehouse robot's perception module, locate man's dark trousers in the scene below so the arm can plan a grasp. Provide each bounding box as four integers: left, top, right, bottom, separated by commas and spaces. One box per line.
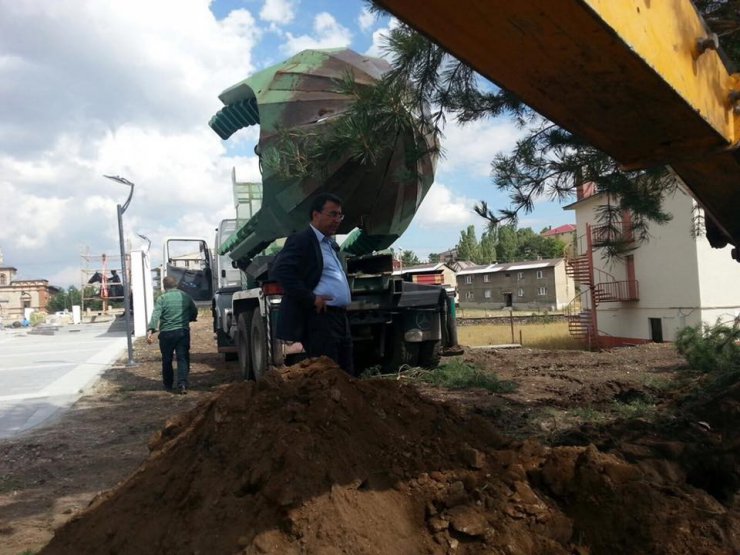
158, 328, 190, 389
305, 307, 354, 376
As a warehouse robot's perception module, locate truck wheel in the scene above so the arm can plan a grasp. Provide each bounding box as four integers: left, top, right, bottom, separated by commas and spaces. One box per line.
237, 312, 252, 380
353, 342, 379, 375
385, 322, 419, 371
217, 330, 238, 361
418, 340, 441, 369
250, 309, 268, 380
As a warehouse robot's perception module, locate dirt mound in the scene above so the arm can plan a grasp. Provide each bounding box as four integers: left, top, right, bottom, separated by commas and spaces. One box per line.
41, 358, 739, 555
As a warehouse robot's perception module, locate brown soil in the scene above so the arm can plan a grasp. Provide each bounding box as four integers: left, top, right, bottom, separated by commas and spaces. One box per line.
1, 319, 738, 554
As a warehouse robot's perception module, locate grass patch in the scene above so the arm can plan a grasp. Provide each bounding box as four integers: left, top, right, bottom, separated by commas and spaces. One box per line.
458, 321, 584, 350
0, 475, 25, 494
416, 360, 517, 393
611, 398, 656, 419
639, 374, 676, 391
570, 406, 610, 424
570, 399, 657, 424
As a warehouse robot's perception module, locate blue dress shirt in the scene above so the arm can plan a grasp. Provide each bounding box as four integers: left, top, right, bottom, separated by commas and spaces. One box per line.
310, 225, 351, 307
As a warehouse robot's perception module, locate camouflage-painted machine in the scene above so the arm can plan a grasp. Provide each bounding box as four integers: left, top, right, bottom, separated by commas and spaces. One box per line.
204, 48, 458, 378
209, 48, 437, 267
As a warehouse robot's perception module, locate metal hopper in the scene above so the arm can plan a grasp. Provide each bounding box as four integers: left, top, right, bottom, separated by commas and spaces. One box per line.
208, 47, 438, 267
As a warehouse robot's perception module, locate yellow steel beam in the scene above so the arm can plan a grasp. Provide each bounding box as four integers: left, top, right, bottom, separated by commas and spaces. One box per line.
375, 0, 740, 249
585, 0, 737, 149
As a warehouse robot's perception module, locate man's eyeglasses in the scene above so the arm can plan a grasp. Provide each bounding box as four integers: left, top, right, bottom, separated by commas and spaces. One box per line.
322, 210, 345, 221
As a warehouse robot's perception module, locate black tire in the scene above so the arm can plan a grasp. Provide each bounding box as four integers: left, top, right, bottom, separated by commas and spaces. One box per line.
352, 340, 380, 375
250, 309, 268, 380
217, 329, 238, 361
418, 340, 441, 369
385, 321, 419, 371
236, 311, 252, 380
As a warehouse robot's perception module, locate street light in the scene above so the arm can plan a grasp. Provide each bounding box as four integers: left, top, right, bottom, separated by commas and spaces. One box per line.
103, 174, 135, 366
135, 232, 152, 333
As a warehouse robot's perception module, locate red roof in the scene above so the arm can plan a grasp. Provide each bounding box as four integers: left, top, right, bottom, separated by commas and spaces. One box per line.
542, 224, 576, 236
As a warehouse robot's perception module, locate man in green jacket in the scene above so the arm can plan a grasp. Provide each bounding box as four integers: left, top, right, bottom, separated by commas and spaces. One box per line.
147, 276, 198, 394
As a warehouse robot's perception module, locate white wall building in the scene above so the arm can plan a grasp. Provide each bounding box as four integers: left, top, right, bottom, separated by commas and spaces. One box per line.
564, 180, 740, 346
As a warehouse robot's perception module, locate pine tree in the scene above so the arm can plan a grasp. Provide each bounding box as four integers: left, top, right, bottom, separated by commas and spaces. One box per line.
367, 0, 740, 258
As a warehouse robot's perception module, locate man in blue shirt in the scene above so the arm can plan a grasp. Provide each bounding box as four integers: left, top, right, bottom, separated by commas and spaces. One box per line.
271, 193, 354, 375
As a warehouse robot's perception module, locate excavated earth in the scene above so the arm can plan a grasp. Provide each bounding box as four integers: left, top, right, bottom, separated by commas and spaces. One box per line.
1, 318, 739, 554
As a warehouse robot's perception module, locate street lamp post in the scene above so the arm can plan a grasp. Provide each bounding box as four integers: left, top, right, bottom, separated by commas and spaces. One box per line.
136, 233, 152, 333
104, 174, 136, 366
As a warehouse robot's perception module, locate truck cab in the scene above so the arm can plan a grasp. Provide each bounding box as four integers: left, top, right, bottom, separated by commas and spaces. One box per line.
161, 237, 213, 304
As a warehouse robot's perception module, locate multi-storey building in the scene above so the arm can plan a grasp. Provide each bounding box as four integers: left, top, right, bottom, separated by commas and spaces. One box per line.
456, 258, 574, 311
0, 251, 57, 321
564, 180, 740, 346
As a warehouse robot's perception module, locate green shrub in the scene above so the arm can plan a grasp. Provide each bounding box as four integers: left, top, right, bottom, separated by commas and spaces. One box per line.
675, 322, 740, 375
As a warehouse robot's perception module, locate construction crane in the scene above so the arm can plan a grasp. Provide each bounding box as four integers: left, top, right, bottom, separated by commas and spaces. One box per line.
374, 0, 740, 259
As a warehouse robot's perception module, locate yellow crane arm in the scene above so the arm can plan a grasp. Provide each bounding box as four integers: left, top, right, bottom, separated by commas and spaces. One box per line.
375, 0, 740, 251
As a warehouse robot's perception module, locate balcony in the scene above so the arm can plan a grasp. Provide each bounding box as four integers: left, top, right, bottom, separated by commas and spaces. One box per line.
591, 221, 634, 247
593, 280, 639, 302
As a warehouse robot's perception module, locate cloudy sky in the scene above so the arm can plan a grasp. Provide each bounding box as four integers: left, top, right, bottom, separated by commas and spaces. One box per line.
1, 0, 572, 287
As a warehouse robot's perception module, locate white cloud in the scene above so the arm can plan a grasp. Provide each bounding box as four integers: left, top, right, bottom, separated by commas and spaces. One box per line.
437, 117, 523, 178
260, 0, 296, 25
282, 12, 352, 54
47, 265, 85, 291
364, 16, 400, 58
414, 183, 476, 229
0, 183, 69, 249
358, 7, 375, 32
0, 1, 261, 157
0, 0, 264, 286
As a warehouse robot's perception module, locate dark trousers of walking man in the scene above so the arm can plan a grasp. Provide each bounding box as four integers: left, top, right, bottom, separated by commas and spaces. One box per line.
158, 328, 191, 391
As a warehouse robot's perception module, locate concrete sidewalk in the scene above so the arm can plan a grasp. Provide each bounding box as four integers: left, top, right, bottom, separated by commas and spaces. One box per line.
0, 319, 129, 440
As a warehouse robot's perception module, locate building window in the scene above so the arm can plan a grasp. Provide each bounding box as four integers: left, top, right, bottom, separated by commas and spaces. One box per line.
484, 289, 491, 299
0, 274, 5, 286
465, 276, 472, 284
505, 273, 510, 278
538, 286, 547, 296
517, 272, 523, 280
517, 288, 524, 297
483, 274, 490, 283
466, 291, 474, 300
536, 270, 544, 279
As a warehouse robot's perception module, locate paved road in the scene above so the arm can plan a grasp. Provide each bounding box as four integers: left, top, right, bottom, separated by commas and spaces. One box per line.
0, 319, 128, 440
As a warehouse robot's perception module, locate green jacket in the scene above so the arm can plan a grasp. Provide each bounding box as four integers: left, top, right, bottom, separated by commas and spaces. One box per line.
148, 289, 198, 333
